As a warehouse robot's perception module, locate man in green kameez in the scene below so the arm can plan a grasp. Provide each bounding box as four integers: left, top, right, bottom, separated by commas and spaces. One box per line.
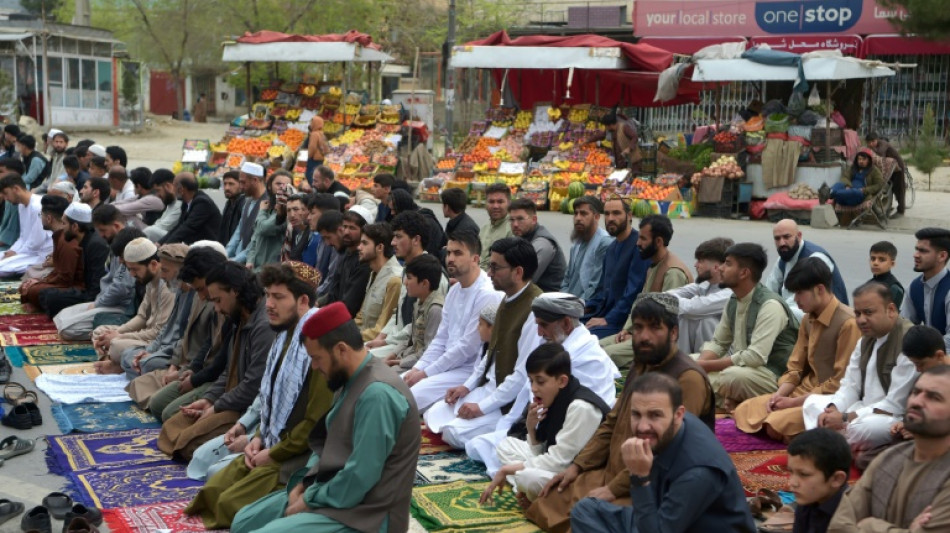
230, 301, 420, 533
185, 262, 333, 529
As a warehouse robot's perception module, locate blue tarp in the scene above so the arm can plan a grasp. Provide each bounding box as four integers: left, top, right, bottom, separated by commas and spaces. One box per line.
741, 47, 808, 92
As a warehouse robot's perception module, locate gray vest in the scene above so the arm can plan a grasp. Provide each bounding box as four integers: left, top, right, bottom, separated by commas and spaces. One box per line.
527, 225, 567, 292
304, 356, 420, 532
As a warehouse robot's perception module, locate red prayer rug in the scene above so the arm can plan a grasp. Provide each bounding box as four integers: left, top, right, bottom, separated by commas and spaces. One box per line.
104, 500, 227, 533
0, 314, 55, 332
731, 450, 861, 495
0, 330, 69, 347
421, 421, 453, 455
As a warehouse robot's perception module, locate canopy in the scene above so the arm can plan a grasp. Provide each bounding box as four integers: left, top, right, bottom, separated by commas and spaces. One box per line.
691, 56, 895, 82
222, 30, 394, 63
639, 37, 747, 56
863, 34, 950, 56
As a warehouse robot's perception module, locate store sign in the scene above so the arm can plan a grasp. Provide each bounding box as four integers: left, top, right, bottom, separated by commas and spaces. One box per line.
635, 0, 907, 38
750, 34, 864, 56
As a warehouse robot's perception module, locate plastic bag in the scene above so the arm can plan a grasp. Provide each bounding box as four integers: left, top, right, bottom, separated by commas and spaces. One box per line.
787, 91, 806, 117
808, 86, 821, 107
831, 111, 847, 128
762, 99, 787, 117
798, 110, 820, 126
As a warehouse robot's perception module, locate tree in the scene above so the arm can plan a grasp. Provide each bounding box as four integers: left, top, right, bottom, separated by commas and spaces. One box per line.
910, 104, 947, 191
877, 0, 950, 40
20, 0, 65, 20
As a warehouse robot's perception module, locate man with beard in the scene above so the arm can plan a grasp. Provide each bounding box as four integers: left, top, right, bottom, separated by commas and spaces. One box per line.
765, 219, 849, 319
218, 171, 245, 246
830, 365, 950, 531
465, 292, 620, 476
0, 125, 19, 160
735, 258, 861, 442
37, 204, 109, 318
585, 197, 650, 340
403, 230, 499, 409
79, 176, 110, 212
115, 168, 180, 239
19, 197, 83, 311
226, 163, 265, 262
901, 227, 950, 351
668, 237, 734, 354
509, 198, 566, 292
560, 196, 611, 301
367, 211, 448, 359
425, 237, 543, 448
92, 237, 175, 374
804, 282, 917, 468
354, 223, 402, 341
185, 263, 334, 530
43, 130, 68, 189
697, 243, 800, 412
314, 210, 344, 300
281, 194, 311, 262
596, 213, 692, 370
230, 302, 420, 533
568, 374, 755, 533
159, 261, 275, 460
479, 183, 514, 271
108, 165, 136, 202
316, 208, 371, 316
0, 173, 53, 276
161, 172, 222, 245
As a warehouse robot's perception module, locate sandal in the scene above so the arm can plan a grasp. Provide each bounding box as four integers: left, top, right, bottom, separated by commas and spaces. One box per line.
0, 436, 34, 460
756, 488, 784, 512
2, 382, 24, 404
13, 391, 37, 406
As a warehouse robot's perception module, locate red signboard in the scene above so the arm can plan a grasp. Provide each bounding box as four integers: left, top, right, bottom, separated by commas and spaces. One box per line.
750, 34, 864, 57
635, 0, 906, 38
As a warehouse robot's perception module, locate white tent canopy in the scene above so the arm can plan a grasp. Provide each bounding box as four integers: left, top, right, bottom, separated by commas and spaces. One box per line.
222, 41, 394, 63
691, 56, 895, 82
450, 45, 631, 70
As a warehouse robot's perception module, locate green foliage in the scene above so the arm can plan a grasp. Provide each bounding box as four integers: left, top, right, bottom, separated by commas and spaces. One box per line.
20, 0, 65, 19
668, 143, 713, 170
910, 104, 947, 190
120, 63, 139, 106
877, 0, 950, 40
0, 68, 14, 116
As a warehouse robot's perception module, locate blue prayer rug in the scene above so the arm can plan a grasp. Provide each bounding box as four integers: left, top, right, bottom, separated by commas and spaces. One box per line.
68, 463, 203, 508
46, 428, 173, 474
51, 401, 161, 434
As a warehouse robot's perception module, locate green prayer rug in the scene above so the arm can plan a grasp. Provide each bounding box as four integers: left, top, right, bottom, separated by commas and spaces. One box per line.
0, 302, 28, 315
6, 344, 98, 366
411, 480, 541, 532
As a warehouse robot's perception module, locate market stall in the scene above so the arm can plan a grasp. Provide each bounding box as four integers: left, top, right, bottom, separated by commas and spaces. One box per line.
433, 31, 702, 216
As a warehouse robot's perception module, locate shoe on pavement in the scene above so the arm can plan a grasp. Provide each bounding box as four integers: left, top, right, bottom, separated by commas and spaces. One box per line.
20, 506, 51, 533
63, 517, 99, 533
0, 405, 31, 430
42, 492, 72, 520
23, 402, 41, 427
63, 504, 102, 528
0, 498, 23, 525
0, 435, 34, 460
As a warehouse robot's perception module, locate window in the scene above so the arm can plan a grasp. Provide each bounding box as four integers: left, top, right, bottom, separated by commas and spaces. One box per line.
79, 40, 92, 56
48, 57, 64, 107
81, 59, 95, 107
98, 61, 112, 109
65, 57, 79, 107
94, 42, 112, 57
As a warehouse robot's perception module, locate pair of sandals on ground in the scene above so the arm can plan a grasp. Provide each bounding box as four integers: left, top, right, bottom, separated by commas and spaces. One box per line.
1, 491, 103, 533
1, 380, 42, 430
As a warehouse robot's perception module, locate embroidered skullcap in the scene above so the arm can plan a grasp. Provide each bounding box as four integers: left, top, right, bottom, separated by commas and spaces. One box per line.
190, 240, 227, 258
240, 161, 264, 178
157, 243, 190, 264
123, 237, 158, 263
531, 292, 585, 321
348, 204, 372, 224
63, 202, 92, 223
52, 180, 78, 201
286, 260, 322, 288
479, 302, 499, 325
302, 301, 352, 339
632, 292, 680, 316
88, 144, 106, 158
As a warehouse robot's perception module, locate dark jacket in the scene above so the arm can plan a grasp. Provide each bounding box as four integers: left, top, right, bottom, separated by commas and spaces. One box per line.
445, 212, 480, 238
203, 303, 276, 412
418, 207, 448, 258
161, 190, 223, 245
79, 230, 110, 300
219, 194, 246, 246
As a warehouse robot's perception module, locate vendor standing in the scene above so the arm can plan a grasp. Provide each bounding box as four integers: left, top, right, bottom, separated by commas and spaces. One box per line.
304, 116, 330, 188
588, 107, 641, 171
830, 148, 883, 208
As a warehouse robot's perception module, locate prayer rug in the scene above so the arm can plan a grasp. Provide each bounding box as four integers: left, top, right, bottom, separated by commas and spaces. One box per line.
24, 362, 97, 381
412, 480, 541, 532
732, 450, 791, 494
69, 463, 203, 508
36, 373, 131, 403
0, 302, 28, 315
0, 330, 69, 346
103, 500, 227, 533
51, 401, 161, 434
0, 313, 55, 332
46, 428, 173, 474
420, 421, 453, 455
7, 344, 98, 366
716, 418, 789, 453
415, 452, 490, 486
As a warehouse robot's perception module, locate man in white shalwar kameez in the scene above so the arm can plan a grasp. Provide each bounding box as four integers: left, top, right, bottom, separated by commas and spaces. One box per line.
803, 282, 918, 463
466, 293, 620, 475
402, 234, 501, 410
0, 174, 52, 276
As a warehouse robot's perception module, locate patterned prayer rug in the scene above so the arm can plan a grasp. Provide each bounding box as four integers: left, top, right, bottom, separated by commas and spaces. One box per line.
0, 313, 55, 332
0, 330, 70, 346
412, 480, 541, 532
0, 302, 29, 315
420, 421, 453, 455
69, 463, 204, 508
731, 450, 791, 494
103, 500, 227, 533
6, 344, 98, 367
415, 452, 490, 486
46, 428, 173, 474
51, 401, 161, 434
716, 418, 789, 453
24, 362, 97, 381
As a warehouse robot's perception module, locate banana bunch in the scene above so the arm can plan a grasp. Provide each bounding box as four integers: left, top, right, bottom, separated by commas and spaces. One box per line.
268, 146, 287, 159
285, 109, 302, 121
558, 141, 574, 151
211, 143, 227, 153
259, 133, 277, 143
554, 159, 571, 170
300, 85, 317, 97
328, 87, 342, 97
514, 111, 532, 129
585, 121, 605, 132
547, 107, 562, 121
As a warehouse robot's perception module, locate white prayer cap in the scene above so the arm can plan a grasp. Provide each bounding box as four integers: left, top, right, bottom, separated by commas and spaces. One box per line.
52, 181, 78, 201
64, 202, 92, 223
381, 99, 392, 105
88, 144, 107, 158
124, 237, 158, 263
48, 128, 64, 138
479, 302, 499, 325
347, 204, 372, 224
240, 162, 264, 178
190, 239, 227, 258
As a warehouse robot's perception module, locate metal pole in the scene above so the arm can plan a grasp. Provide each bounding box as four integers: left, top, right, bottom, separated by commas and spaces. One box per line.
443, 0, 456, 148
245, 62, 252, 115
41, 0, 51, 127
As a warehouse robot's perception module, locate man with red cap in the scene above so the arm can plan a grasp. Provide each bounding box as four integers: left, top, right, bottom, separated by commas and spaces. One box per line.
231, 302, 420, 533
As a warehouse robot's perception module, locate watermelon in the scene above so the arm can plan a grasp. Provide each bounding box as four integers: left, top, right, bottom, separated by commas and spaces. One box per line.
632, 200, 653, 218
568, 181, 585, 199
560, 199, 571, 214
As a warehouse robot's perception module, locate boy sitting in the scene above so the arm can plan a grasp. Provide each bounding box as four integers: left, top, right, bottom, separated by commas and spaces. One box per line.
868, 241, 904, 311
787, 428, 852, 533
386, 254, 445, 370
479, 343, 610, 506
891, 324, 949, 441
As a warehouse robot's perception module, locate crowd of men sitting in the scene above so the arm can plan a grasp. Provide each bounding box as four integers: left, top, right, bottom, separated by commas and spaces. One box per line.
0, 125, 949, 532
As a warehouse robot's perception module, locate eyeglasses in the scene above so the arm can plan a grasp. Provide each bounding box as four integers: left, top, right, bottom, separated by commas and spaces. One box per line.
487, 263, 512, 273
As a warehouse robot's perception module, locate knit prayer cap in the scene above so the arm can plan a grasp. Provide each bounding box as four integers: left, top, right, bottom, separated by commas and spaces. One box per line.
532, 292, 585, 321
479, 302, 499, 325
124, 237, 158, 262
632, 292, 680, 316
157, 243, 190, 264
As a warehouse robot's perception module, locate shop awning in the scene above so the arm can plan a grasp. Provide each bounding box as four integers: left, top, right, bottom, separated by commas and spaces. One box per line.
0, 32, 31, 42
222, 30, 394, 63
863, 34, 950, 56
638, 37, 746, 56
692, 56, 895, 82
